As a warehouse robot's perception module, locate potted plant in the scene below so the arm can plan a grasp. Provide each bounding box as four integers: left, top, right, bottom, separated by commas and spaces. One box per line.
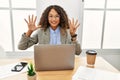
27, 63, 36, 80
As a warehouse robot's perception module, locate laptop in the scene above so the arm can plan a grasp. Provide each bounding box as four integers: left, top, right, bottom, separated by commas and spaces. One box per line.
34, 44, 75, 71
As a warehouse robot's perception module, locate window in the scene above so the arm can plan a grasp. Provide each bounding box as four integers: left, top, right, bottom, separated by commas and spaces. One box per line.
103, 11, 120, 49
0, 0, 36, 52
107, 0, 120, 9
11, 0, 36, 8
82, 10, 103, 49
0, 10, 12, 51
84, 0, 105, 8
82, 0, 120, 49
0, 0, 9, 7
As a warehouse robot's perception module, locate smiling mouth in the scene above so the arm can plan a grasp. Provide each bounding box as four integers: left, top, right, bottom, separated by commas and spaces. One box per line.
51, 22, 58, 25
51, 21, 57, 24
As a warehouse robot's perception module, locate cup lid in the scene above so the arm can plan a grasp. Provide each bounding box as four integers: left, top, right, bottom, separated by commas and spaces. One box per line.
86, 50, 97, 55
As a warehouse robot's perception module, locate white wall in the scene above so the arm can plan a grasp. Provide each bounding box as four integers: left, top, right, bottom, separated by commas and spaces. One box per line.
36, 0, 84, 43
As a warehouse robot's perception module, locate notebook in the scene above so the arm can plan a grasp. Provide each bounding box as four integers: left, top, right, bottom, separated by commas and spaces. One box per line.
34, 44, 75, 71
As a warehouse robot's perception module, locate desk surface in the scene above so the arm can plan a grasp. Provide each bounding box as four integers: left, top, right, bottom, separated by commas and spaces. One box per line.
0, 56, 119, 80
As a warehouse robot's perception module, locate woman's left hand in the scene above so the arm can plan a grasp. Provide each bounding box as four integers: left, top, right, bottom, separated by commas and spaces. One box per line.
69, 18, 80, 36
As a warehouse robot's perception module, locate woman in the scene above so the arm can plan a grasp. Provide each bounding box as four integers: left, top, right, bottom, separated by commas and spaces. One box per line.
18, 5, 82, 55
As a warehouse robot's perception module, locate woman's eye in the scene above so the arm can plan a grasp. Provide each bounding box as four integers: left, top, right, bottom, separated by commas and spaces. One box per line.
56, 15, 60, 18
49, 16, 53, 17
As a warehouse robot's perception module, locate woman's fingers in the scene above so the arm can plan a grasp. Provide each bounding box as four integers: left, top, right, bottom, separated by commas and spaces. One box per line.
75, 19, 78, 26
24, 15, 38, 32
72, 18, 74, 25
28, 15, 31, 23
24, 15, 37, 24
31, 15, 33, 22
26, 15, 36, 23
24, 19, 28, 24
69, 18, 80, 28
69, 18, 80, 34
75, 23, 80, 30
33, 16, 37, 23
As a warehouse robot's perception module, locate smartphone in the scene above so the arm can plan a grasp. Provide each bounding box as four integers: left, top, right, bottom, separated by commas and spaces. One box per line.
11, 62, 28, 72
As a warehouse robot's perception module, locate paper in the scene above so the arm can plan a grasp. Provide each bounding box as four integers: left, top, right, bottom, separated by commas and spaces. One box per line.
72, 66, 120, 80
0, 62, 27, 79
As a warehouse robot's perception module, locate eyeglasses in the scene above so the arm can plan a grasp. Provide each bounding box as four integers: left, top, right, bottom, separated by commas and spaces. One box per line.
48, 15, 60, 19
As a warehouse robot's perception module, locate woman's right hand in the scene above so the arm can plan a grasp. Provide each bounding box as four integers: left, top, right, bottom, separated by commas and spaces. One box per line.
24, 15, 40, 32
24, 15, 41, 37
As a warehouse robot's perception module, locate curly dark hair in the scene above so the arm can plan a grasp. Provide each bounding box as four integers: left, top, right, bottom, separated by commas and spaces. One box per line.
38, 5, 69, 31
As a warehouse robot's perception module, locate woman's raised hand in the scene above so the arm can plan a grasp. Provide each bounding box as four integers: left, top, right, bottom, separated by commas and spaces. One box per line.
69, 18, 80, 36
24, 15, 40, 32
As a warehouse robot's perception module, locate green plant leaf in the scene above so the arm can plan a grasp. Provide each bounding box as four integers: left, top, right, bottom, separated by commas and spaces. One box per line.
27, 63, 36, 76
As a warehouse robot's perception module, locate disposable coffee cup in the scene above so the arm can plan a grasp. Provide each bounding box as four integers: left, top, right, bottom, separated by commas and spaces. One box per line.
86, 50, 97, 67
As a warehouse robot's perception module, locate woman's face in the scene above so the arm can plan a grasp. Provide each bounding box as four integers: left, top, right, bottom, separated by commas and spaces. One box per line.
48, 8, 60, 30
